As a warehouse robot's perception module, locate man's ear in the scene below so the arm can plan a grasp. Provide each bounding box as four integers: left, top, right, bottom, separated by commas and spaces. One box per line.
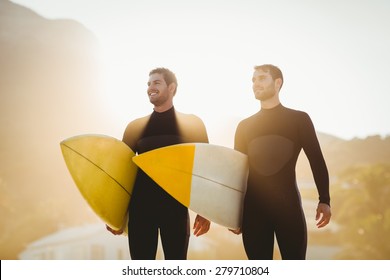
169, 83, 177, 96
275, 78, 282, 91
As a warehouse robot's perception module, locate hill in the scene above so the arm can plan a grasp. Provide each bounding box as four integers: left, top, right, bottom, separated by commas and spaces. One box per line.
296, 132, 390, 184
0, 0, 106, 259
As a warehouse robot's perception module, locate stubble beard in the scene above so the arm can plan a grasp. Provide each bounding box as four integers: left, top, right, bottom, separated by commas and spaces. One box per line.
255, 88, 276, 102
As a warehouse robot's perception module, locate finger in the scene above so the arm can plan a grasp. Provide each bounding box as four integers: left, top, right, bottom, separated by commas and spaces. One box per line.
316, 216, 330, 228
316, 218, 323, 228
315, 209, 321, 221
193, 216, 202, 229
194, 228, 203, 237
193, 220, 201, 236
193, 226, 202, 236
196, 227, 208, 236
106, 225, 114, 233
193, 224, 200, 236
106, 225, 123, 235
317, 222, 327, 228
229, 228, 241, 235
194, 223, 209, 237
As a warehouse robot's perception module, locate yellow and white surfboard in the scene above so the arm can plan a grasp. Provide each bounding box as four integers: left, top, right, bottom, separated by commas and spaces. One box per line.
60, 134, 137, 233
132, 143, 249, 229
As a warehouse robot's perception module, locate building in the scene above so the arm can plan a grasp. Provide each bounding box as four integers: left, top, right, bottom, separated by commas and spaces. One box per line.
19, 224, 130, 260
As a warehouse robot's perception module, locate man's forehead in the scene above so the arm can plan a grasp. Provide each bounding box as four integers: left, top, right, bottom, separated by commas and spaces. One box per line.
253, 69, 270, 77
148, 73, 165, 83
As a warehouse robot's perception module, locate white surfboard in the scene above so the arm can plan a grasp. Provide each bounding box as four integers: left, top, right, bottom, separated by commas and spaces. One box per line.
132, 143, 249, 229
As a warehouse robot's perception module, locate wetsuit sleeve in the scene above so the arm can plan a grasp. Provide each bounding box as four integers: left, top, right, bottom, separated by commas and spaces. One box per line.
192, 116, 209, 143
179, 114, 209, 143
122, 117, 148, 152
234, 121, 247, 154
299, 113, 330, 206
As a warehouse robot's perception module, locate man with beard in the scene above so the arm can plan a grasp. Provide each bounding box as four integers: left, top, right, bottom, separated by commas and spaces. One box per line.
106, 67, 210, 260
232, 64, 331, 259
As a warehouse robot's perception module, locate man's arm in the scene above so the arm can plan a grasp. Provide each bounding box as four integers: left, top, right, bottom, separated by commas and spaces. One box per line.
300, 113, 331, 227
122, 115, 150, 151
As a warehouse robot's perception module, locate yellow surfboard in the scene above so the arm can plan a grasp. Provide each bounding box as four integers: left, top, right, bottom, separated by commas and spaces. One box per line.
60, 135, 137, 233
132, 143, 249, 229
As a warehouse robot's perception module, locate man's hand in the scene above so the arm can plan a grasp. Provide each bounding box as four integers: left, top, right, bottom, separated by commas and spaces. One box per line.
106, 224, 124, 235
229, 228, 242, 235
316, 203, 331, 228
193, 215, 211, 236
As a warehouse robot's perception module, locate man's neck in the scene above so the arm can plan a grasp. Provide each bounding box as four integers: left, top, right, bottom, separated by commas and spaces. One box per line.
154, 103, 174, 113
259, 91, 281, 109
260, 99, 281, 110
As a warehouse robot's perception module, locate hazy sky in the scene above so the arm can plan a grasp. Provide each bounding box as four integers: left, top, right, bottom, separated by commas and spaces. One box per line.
11, 0, 390, 143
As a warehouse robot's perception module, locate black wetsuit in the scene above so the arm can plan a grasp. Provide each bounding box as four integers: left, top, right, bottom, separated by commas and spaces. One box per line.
234, 104, 329, 260
125, 107, 208, 259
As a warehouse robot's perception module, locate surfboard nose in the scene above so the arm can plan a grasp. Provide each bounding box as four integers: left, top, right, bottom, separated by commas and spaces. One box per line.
60, 134, 137, 232
132, 144, 195, 207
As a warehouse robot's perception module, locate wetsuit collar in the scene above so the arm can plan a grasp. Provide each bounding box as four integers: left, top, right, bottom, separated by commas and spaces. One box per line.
153, 106, 175, 115
260, 103, 283, 112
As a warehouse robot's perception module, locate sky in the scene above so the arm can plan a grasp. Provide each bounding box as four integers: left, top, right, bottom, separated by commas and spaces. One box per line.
10, 0, 390, 143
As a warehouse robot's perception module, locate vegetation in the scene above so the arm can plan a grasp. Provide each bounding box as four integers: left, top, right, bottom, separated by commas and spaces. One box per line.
332, 163, 390, 259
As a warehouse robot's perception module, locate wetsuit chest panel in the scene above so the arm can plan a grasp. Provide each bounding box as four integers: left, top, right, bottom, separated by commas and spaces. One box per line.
248, 135, 294, 176
135, 108, 183, 154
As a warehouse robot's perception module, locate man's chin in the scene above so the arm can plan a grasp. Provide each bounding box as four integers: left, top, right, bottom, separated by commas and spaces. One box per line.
255, 93, 274, 102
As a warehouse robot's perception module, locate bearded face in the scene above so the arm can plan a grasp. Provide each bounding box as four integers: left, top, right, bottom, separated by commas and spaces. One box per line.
252, 69, 277, 101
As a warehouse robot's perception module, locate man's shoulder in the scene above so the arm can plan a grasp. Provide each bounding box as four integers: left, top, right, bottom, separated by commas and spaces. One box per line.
175, 110, 208, 142
125, 114, 151, 131
133, 114, 152, 123
282, 106, 310, 118
237, 112, 259, 125
176, 110, 204, 123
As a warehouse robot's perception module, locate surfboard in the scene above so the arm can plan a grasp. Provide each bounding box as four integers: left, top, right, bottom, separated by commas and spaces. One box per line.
132, 143, 249, 229
60, 134, 137, 233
